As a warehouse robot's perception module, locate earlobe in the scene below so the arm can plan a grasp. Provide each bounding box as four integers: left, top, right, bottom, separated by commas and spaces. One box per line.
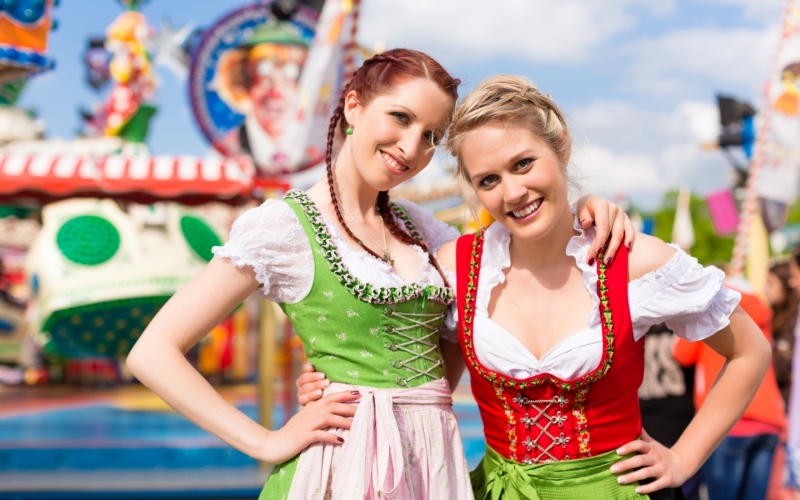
343, 90, 361, 129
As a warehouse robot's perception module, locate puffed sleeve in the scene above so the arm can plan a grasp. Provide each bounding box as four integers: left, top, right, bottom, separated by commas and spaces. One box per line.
628, 245, 741, 342
395, 199, 461, 253
212, 199, 314, 304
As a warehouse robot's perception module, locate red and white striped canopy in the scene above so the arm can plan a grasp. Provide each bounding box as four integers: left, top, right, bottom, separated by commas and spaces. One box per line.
0, 153, 257, 205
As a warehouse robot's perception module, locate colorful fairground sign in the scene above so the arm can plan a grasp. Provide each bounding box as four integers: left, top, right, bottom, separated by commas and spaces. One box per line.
0, 0, 57, 83
189, 2, 333, 176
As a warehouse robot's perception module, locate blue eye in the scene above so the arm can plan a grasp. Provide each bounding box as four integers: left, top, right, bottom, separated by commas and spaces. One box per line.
515, 158, 533, 170
479, 175, 499, 188
391, 112, 409, 123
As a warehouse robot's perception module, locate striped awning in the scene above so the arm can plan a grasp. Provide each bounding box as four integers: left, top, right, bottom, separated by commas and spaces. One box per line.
0, 153, 257, 205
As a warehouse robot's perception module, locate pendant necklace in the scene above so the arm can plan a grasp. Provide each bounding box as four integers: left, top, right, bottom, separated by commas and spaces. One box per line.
341, 206, 393, 266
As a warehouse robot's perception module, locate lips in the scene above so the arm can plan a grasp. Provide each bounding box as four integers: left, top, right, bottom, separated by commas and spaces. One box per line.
509, 198, 544, 219
381, 151, 409, 175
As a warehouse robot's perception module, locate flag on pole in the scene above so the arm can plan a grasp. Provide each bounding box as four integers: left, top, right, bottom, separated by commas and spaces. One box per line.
706, 189, 740, 236
672, 185, 695, 252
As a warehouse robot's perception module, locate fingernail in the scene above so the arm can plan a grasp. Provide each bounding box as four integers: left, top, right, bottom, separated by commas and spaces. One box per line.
322, 380, 331, 387
588, 257, 595, 266
627, 241, 632, 249
605, 256, 612, 265
635, 487, 642, 494
351, 391, 360, 395
610, 465, 619, 473
337, 437, 344, 443
617, 476, 626, 484
317, 373, 326, 380
314, 390, 323, 397
616, 448, 624, 455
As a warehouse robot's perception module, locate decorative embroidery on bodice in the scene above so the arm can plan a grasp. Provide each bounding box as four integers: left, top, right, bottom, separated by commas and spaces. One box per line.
282, 191, 451, 389
458, 230, 629, 463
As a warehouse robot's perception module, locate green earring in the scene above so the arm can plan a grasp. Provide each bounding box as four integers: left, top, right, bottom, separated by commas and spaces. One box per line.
345, 126, 354, 135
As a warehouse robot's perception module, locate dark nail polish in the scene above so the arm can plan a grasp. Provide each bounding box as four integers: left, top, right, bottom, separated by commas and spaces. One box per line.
627, 241, 632, 249
337, 437, 344, 443
605, 256, 612, 265
351, 391, 360, 395
588, 257, 595, 266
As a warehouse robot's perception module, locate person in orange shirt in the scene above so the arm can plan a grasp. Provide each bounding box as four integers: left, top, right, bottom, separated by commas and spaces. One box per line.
674, 276, 787, 500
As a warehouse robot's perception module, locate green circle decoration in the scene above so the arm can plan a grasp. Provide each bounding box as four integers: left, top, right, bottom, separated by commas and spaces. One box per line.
180, 215, 222, 262
56, 216, 120, 266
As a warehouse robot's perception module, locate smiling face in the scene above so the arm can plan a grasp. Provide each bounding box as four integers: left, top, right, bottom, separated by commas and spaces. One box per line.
343, 78, 454, 192
246, 43, 308, 137
461, 120, 571, 241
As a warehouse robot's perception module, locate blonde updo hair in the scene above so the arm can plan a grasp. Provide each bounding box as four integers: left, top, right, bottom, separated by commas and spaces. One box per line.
447, 75, 572, 189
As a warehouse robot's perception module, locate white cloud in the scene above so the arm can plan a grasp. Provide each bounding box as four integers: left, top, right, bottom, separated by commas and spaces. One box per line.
571, 145, 664, 198
697, 0, 783, 22
624, 25, 778, 98
358, 0, 659, 64
568, 99, 732, 208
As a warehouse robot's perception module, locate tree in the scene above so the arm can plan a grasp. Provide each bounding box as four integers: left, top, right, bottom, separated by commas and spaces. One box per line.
641, 190, 735, 266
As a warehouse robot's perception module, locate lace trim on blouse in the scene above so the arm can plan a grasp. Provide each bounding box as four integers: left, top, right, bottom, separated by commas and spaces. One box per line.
456, 206, 741, 379
212, 195, 460, 306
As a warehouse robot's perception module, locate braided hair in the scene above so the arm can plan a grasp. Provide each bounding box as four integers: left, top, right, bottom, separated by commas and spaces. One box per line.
325, 49, 459, 288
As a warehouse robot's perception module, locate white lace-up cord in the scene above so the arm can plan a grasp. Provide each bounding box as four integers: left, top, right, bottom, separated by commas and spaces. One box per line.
385, 309, 446, 387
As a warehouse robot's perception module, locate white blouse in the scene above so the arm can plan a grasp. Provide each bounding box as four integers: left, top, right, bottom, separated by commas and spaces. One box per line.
212, 197, 460, 304
464, 215, 741, 382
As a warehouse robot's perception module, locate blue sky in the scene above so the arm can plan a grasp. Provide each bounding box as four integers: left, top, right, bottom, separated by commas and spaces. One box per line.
17, 0, 785, 208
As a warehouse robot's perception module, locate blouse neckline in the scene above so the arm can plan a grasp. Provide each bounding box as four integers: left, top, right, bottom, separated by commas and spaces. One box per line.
477, 206, 601, 362
284, 190, 453, 306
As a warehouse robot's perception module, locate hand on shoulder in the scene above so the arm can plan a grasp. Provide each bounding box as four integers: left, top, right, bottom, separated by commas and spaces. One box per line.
627, 233, 677, 282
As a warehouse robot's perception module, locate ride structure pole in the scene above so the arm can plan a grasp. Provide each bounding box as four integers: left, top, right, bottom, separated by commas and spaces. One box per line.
730, 0, 794, 276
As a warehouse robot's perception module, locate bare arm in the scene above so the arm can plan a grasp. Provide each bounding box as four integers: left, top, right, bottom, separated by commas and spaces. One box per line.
127, 258, 357, 464
613, 234, 771, 493
440, 337, 465, 392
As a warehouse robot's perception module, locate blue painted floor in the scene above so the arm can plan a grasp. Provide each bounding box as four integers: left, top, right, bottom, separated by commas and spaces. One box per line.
0, 384, 485, 499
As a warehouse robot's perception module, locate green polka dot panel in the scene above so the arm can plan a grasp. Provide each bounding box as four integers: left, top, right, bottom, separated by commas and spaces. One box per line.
41, 296, 171, 359
180, 215, 222, 262
56, 215, 120, 266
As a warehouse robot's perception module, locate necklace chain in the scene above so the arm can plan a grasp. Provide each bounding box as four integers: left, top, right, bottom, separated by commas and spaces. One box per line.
340, 205, 394, 266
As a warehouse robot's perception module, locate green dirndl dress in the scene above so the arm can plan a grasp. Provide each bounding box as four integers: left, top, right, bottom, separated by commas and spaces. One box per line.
257, 191, 471, 499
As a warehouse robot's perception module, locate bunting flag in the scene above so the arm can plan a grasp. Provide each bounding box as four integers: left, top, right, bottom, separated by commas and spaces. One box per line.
705, 189, 739, 236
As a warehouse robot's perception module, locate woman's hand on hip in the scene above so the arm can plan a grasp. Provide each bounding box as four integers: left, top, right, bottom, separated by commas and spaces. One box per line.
255, 390, 359, 464
296, 364, 329, 405
610, 429, 690, 494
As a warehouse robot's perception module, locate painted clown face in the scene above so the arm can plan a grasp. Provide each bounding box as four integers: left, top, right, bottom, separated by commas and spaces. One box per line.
245, 43, 307, 138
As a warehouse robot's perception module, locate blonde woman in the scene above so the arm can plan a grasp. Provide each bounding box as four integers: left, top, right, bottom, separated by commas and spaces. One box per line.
439, 76, 769, 499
